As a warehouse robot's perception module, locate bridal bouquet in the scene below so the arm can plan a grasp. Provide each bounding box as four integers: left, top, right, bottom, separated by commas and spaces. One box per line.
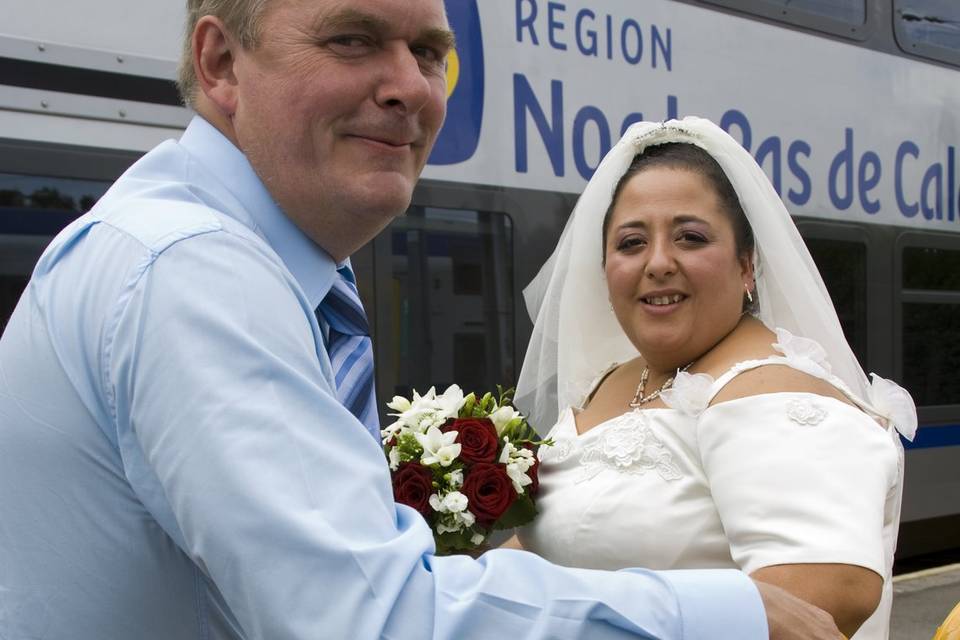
382, 385, 549, 555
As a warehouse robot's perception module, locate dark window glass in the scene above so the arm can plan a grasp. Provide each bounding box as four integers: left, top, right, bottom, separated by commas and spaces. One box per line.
805, 238, 868, 368
383, 207, 514, 399
0, 172, 109, 236
903, 246, 960, 290
0, 275, 29, 335
894, 1, 960, 65
902, 303, 960, 405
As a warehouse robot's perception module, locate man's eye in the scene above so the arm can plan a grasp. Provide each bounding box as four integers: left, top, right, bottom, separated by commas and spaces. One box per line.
327, 35, 374, 52
412, 45, 449, 71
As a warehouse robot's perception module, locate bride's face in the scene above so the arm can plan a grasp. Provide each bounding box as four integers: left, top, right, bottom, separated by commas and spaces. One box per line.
603, 166, 753, 369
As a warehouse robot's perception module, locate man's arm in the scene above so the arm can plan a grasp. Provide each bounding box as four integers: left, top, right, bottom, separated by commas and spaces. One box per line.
109, 231, 774, 639
754, 580, 846, 640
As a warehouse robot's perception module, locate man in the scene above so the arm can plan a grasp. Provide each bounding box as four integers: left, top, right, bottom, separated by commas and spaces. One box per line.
0, 1, 843, 638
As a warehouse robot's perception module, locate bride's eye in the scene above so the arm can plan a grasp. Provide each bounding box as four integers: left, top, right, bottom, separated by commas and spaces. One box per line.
617, 235, 645, 250
678, 230, 708, 244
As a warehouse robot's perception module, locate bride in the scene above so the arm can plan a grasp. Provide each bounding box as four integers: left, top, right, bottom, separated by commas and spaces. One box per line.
513, 118, 916, 639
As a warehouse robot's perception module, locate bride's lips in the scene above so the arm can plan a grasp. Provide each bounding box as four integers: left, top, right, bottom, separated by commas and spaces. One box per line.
638, 290, 688, 314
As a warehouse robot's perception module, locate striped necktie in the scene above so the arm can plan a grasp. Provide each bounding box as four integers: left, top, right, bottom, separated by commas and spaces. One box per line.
316, 266, 379, 441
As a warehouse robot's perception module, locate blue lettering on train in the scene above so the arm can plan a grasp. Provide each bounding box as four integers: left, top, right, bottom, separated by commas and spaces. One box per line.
509, 2, 959, 225
515, 0, 672, 70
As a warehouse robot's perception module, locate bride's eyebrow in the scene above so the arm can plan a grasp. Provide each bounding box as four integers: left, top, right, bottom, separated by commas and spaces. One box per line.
673, 214, 709, 225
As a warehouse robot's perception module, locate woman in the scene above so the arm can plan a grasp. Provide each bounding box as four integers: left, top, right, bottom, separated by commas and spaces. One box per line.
513, 118, 916, 639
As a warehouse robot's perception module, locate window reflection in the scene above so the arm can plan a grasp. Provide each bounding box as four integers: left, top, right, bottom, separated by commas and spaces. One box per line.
894, 0, 960, 65
381, 207, 514, 400
901, 242, 960, 406
805, 238, 868, 369
903, 303, 960, 405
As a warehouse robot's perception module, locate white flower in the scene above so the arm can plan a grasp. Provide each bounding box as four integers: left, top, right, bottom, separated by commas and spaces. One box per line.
430, 491, 468, 514
470, 533, 486, 546
386, 395, 411, 413
868, 374, 918, 441
415, 426, 461, 467
435, 384, 466, 419
389, 385, 466, 434
489, 404, 521, 435
444, 469, 464, 489
380, 420, 404, 444
506, 462, 533, 494
388, 447, 401, 471
435, 509, 476, 533
499, 439, 536, 493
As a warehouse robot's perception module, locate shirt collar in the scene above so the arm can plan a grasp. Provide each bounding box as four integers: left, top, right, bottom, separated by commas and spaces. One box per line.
178, 116, 336, 308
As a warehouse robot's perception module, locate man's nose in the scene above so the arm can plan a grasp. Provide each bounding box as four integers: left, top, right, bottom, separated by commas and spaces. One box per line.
374, 45, 433, 114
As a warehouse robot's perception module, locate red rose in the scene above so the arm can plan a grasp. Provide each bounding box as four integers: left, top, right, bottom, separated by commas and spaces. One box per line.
461, 463, 516, 526
392, 463, 434, 517
441, 418, 500, 463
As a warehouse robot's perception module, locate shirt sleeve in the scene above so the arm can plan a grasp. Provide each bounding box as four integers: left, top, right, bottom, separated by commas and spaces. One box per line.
108, 230, 767, 640
697, 393, 899, 576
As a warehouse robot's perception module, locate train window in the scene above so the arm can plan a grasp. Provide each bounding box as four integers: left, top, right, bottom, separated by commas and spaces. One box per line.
804, 237, 868, 368
0, 172, 110, 334
0, 172, 108, 215
700, 0, 868, 39
378, 206, 514, 399
0, 275, 29, 334
902, 303, 960, 405
894, 0, 960, 67
900, 239, 960, 406
903, 247, 960, 291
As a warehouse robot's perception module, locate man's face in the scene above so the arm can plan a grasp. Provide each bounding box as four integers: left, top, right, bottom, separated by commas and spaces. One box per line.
229, 0, 452, 253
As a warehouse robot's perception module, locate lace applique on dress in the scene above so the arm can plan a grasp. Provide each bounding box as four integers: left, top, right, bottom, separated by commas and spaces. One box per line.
576, 410, 682, 483
786, 398, 827, 426
772, 328, 832, 379
660, 371, 714, 417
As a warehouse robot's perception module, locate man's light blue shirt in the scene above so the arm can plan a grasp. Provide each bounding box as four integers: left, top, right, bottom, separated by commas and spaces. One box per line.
0, 117, 767, 639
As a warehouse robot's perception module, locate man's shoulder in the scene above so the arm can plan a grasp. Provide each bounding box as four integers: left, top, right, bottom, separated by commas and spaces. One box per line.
91, 141, 262, 255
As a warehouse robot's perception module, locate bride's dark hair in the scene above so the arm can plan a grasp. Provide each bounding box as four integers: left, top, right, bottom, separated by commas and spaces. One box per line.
601, 142, 755, 265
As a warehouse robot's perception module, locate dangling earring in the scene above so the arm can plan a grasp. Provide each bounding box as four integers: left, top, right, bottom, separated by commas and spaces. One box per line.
745, 283, 753, 303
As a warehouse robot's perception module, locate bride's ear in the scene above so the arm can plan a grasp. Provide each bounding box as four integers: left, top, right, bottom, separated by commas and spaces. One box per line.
738, 252, 755, 282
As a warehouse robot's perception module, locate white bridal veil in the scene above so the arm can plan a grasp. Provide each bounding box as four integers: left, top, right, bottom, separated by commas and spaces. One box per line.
515, 117, 916, 443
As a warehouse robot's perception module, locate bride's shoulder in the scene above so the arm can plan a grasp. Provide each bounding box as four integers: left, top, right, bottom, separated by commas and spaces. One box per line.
704, 322, 854, 408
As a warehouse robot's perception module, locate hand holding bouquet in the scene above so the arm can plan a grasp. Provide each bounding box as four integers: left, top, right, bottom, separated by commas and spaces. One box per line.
382, 385, 550, 555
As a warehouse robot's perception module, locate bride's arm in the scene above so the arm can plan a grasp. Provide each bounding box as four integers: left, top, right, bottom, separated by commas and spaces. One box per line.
751, 563, 881, 637
702, 365, 898, 639
499, 534, 524, 550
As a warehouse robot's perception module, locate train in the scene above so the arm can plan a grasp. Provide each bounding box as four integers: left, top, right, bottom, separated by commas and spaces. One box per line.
1, 0, 958, 560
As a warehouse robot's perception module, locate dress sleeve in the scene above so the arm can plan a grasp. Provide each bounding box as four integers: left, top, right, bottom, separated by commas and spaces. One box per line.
697, 393, 899, 576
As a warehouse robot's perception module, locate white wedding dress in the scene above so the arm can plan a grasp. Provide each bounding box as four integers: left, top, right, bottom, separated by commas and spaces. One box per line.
519, 330, 904, 640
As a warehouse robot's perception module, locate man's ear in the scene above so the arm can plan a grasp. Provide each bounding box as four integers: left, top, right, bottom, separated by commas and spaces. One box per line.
192, 16, 239, 118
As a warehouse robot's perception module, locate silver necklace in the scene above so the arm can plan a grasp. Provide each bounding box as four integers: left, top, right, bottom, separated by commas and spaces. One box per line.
629, 363, 693, 408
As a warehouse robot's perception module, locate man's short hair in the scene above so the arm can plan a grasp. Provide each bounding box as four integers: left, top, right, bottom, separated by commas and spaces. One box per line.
177, 0, 271, 107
